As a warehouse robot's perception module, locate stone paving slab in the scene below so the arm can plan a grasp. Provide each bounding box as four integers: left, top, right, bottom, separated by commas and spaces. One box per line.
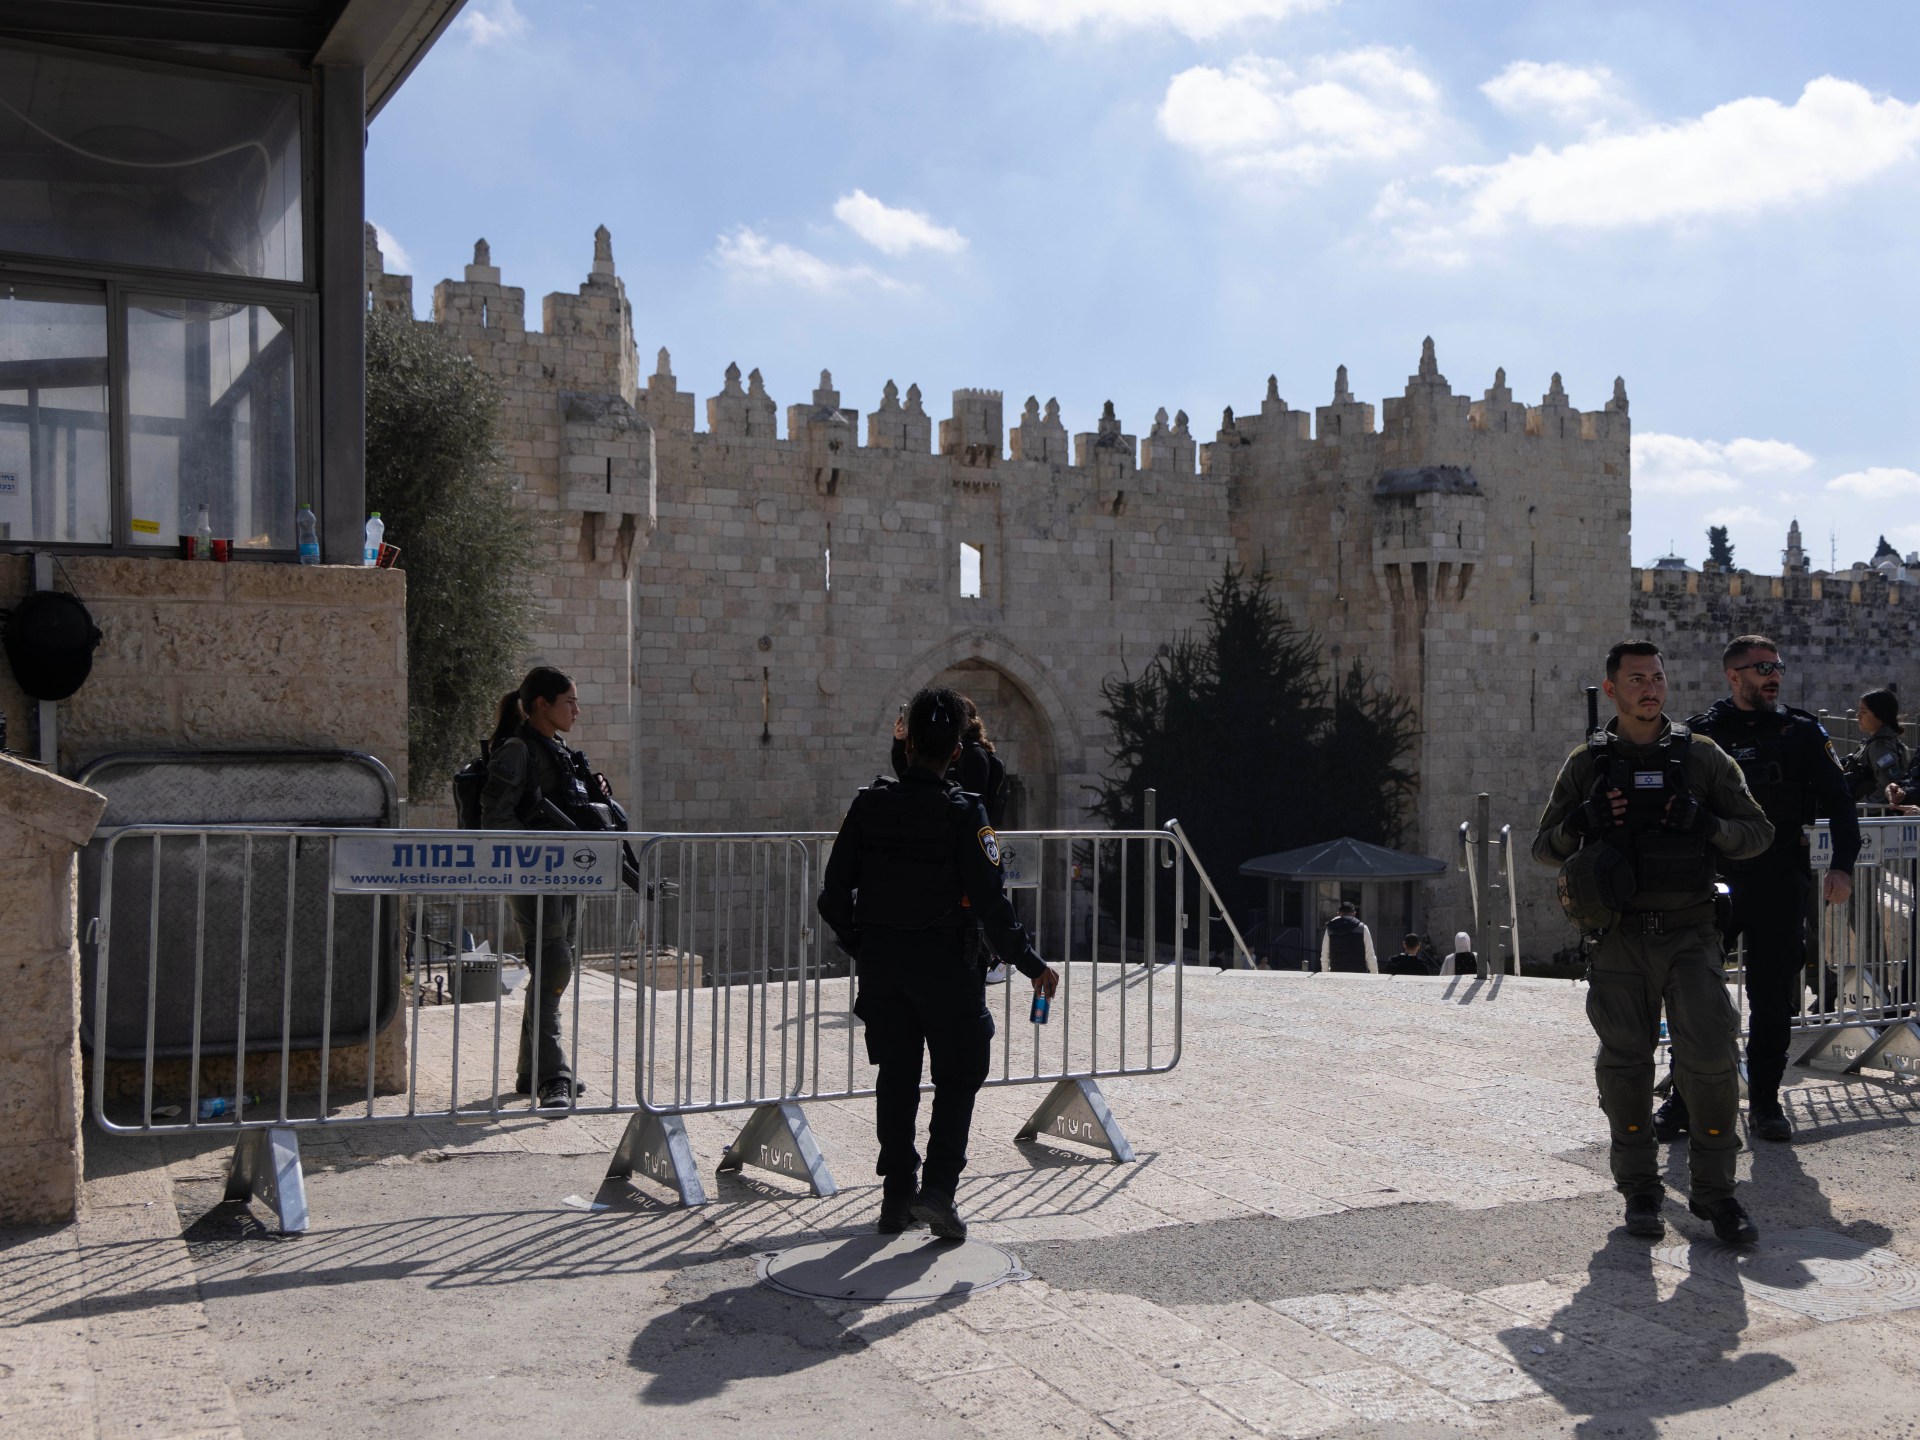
4, 969, 1918, 1438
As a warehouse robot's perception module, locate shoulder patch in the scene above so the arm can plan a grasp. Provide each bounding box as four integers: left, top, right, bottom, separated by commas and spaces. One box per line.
977, 827, 1001, 866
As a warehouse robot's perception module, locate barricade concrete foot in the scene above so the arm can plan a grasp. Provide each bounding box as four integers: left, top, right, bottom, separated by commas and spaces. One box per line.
1851, 1018, 1920, 1079
1014, 1077, 1134, 1162
225, 1126, 308, 1234
1797, 1022, 1885, 1072
599, 1110, 708, 1208
717, 1101, 837, 1196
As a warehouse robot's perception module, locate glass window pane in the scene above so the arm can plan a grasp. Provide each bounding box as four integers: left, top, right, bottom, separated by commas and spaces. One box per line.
128, 296, 296, 551
0, 280, 109, 544
0, 46, 302, 281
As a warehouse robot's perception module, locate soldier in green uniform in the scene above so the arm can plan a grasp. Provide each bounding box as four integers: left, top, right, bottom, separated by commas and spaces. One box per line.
1533, 642, 1774, 1244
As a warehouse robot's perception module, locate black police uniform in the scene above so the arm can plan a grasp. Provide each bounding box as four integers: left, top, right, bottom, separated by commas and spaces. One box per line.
1689, 698, 1860, 1112
817, 766, 1046, 1205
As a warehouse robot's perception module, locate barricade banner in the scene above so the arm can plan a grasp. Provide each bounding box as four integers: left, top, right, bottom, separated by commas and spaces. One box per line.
332, 831, 623, 893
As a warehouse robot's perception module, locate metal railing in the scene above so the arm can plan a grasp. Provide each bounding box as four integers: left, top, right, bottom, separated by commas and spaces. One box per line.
1794, 815, 1920, 1077
1457, 794, 1522, 976
89, 822, 1219, 1230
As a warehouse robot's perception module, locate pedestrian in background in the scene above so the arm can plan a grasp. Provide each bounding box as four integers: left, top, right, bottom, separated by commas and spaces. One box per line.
1317, 901, 1378, 973
1845, 689, 1909, 804
1446, 932, 1479, 977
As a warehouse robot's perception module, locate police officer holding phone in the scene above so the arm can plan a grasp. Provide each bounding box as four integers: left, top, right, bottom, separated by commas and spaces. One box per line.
820, 686, 1059, 1240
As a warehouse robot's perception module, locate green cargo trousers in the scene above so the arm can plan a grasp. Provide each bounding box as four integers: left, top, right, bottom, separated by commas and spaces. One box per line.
1586, 919, 1741, 1205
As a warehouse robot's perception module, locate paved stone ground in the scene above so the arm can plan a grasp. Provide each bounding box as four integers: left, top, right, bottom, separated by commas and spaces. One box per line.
4, 969, 1919, 1439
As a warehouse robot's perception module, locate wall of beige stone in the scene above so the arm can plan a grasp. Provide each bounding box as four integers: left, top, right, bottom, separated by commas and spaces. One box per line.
0, 553, 412, 1105
0, 555, 408, 795
0, 756, 106, 1225
1632, 567, 1920, 744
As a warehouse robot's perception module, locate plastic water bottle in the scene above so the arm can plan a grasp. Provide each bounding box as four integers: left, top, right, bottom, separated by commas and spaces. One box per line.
362, 511, 384, 566
197, 1093, 263, 1120
1030, 990, 1050, 1025
297, 505, 320, 565
193, 504, 213, 560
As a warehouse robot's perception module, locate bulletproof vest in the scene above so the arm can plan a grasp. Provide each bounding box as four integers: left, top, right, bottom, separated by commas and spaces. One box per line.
1692, 706, 1816, 868
1324, 916, 1368, 972
850, 776, 968, 932
1586, 726, 1714, 904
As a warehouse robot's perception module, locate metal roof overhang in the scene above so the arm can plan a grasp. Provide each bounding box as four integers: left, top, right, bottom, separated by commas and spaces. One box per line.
0, 0, 468, 116
1238, 836, 1450, 882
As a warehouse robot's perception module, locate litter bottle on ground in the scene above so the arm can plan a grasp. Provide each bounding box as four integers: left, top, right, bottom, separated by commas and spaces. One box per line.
362, 511, 384, 566
197, 1094, 263, 1120
297, 505, 320, 564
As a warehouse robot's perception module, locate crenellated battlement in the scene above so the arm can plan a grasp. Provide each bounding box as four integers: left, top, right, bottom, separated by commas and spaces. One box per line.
370, 236, 1622, 488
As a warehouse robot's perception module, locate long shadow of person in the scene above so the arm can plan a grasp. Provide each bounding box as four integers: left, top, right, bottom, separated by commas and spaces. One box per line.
1498, 1226, 1804, 1439
627, 1234, 968, 1405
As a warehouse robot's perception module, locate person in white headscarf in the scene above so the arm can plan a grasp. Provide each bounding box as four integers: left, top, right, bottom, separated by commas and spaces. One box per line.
1445, 931, 1480, 978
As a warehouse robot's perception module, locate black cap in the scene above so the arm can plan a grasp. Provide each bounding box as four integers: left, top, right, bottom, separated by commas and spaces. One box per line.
3, 590, 103, 701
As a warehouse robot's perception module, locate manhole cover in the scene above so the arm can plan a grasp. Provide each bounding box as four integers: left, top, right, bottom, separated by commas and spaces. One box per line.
757, 1234, 1027, 1303
1656, 1226, 1920, 1323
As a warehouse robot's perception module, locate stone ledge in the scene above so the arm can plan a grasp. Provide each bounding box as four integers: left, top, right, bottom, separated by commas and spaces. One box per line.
0, 755, 106, 850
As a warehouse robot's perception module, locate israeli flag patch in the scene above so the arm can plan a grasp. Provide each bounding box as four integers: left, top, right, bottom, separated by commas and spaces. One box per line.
978, 827, 1001, 866
1633, 770, 1664, 789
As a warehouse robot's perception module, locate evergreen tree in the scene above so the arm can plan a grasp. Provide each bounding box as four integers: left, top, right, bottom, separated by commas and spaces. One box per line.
1874, 534, 1899, 562
1092, 565, 1417, 934
1706, 525, 1735, 568
365, 307, 543, 793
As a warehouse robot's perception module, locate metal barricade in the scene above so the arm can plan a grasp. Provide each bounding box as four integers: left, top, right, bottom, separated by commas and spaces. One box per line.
90, 822, 1216, 1230
1794, 815, 1920, 1076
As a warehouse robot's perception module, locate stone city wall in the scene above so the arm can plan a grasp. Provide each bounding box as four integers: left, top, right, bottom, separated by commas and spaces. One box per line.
378, 230, 1636, 951
1632, 567, 1920, 744
378, 227, 1915, 960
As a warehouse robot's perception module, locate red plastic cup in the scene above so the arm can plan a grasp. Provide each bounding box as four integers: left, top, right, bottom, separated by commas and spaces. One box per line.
211, 538, 231, 562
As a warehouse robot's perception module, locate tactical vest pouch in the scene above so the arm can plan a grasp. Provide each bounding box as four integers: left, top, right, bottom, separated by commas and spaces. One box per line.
1557, 842, 1637, 932
1631, 831, 1716, 896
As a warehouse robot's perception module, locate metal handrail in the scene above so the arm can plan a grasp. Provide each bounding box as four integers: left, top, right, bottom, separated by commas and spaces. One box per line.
1163, 818, 1255, 968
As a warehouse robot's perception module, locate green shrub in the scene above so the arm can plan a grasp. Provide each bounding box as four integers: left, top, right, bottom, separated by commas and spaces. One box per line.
365, 307, 542, 796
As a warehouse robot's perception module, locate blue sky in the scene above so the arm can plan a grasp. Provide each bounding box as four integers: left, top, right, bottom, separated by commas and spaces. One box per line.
366, 0, 1920, 573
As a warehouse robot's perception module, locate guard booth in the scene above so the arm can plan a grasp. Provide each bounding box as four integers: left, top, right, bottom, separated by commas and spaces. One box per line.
1239, 837, 1448, 970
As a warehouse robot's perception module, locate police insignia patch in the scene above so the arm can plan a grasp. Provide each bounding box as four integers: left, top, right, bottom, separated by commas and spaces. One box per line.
978, 827, 1001, 866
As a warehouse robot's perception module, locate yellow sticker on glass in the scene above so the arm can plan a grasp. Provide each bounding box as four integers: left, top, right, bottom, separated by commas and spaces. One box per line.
130, 518, 160, 535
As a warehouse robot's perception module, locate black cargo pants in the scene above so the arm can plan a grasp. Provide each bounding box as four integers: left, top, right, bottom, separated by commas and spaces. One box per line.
512, 894, 576, 1090
1588, 917, 1741, 1205
1724, 866, 1810, 1105
853, 935, 995, 1201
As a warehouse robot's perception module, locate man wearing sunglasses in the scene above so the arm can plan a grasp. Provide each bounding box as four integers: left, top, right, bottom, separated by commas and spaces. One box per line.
1655, 635, 1860, 1146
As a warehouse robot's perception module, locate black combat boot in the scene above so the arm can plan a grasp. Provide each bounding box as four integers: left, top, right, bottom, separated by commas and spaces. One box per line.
876, 1179, 920, 1235
910, 1189, 968, 1242
1689, 1196, 1760, 1245
1750, 1100, 1794, 1143
1652, 1092, 1689, 1143
1624, 1192, 1666, 1239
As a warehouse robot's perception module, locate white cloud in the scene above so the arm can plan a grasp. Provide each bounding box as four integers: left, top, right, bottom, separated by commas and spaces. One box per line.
1385, 77, 1920, 262
833, 191, 968, 256
368, 222, 412, 275
1480, 61, 1627, 131
454, 0, 526, 46
1159, 48, 1442, 181
1827, 466, 1920, 499
906, 0, 1327, 41
713, 227, 908, 295
1635, 433, 1815, 496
